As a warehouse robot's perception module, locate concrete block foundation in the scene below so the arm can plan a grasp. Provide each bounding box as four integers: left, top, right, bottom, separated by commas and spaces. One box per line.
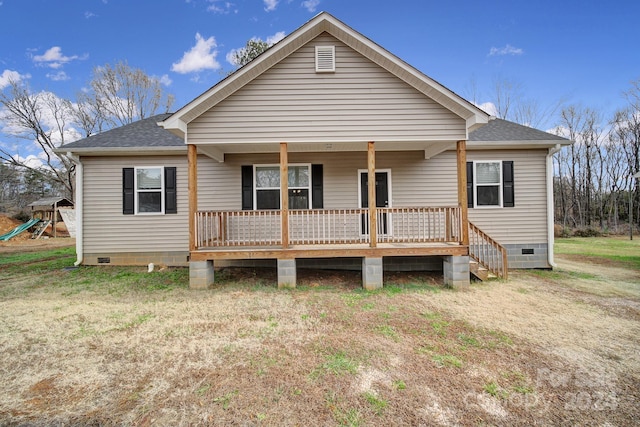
277, 259, 297, 289
443, 255, 470, 289
189, 260, 215, 289
362, 257, 383, 290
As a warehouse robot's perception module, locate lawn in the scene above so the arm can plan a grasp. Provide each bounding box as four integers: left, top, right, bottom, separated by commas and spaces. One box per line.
0, 240, 638, 425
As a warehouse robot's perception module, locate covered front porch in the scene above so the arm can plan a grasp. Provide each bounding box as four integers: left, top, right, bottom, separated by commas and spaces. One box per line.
186, 140, 477, 289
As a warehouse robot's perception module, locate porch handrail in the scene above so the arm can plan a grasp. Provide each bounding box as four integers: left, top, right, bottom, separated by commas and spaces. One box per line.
195, 206, 463, 249
468, 222, 508, 279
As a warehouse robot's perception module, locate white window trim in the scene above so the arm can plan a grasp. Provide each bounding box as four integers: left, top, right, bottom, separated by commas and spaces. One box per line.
473, 160, 503, 209
253, 163, 312, 210
134, 166, 165, 215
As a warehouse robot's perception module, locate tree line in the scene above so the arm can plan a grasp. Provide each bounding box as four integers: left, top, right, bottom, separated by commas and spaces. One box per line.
552, 80, 640, 234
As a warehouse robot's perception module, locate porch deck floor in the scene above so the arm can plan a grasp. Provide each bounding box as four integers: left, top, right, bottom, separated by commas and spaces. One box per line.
191, 242, 468, 261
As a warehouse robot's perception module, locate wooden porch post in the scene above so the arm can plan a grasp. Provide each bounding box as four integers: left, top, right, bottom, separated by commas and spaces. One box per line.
368, 141, 377, 248
188, 144, 198, 252
280, 142, 289, 249
457, 140, 469, 246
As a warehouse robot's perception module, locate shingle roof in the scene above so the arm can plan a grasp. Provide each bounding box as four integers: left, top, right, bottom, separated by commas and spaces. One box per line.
28, 197, 74, 207
60, 114, 567, 152
60, 113, 183, 149
469, 118, 567, 142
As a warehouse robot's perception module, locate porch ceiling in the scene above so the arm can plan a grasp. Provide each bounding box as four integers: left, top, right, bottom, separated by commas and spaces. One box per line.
197, 140, 456, 162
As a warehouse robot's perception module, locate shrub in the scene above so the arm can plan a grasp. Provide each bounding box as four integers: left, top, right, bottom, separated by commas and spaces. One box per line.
13, 211, 31, 222
572, 227, 602, 237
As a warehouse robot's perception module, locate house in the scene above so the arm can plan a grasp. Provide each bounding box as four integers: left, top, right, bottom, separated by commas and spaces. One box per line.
59, 12, 570, 289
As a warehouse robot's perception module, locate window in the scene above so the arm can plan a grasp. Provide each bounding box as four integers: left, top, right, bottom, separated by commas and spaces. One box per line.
254, 164, 311, 210
467, 161, 514, 208
475, 161, 501, 207
123, 167, 177, 215
136, 167, 163, 213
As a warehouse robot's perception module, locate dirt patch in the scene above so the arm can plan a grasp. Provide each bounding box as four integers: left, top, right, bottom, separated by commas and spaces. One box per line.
0, 213, 75, 254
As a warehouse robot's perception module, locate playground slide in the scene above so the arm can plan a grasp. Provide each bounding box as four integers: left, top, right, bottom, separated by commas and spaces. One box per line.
0, 218, 40, 241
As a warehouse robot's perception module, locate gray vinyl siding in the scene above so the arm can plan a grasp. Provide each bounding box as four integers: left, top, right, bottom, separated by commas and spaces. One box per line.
80, 148, 548, 254
197, 151, 460, 211
467, 149, 548, 244
198, 149, 547, 246
82, 156, 189, 254
189, 33, 465, 144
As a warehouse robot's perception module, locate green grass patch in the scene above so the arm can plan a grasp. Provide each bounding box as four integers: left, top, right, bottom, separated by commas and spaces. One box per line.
0, 246, 75, 266
363, 392, 387, 415
311, 351, 359, 378
375, 324, 400, 341
556, 237, 640, 270
432, 353, 463, 368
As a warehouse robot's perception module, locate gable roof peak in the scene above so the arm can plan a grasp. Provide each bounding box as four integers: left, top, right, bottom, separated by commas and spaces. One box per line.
160, 12, 489, 137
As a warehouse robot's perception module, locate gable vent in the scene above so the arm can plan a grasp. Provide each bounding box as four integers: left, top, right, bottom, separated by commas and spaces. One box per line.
315, 45, 335, 72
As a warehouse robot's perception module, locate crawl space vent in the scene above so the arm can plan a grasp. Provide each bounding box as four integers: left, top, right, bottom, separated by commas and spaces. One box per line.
97, 257, 111, 264
315, 46, 335, 72
521, 248, 534, 255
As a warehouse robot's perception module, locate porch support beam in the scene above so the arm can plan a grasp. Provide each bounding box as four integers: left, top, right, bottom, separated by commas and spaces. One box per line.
188, 144, 198, 252
457, 140, 469, 246
280, 142, 289, 249
368, 141, 377, 248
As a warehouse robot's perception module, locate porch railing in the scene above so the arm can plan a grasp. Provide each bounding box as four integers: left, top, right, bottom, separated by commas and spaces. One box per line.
468, 222, 508, 279
195, 206, 462, 249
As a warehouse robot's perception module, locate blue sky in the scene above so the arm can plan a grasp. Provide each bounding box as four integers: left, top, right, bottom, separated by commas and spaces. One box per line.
1, 0, 639, 153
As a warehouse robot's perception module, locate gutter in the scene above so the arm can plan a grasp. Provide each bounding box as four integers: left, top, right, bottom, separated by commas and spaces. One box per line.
66, 152, 83, 266
546, 144, 562, 268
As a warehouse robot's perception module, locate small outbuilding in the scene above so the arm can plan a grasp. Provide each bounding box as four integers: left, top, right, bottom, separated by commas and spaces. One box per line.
28, 197, 74, 238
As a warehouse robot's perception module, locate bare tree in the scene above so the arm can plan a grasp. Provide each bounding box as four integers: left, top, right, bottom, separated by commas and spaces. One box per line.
86, 61, 174, 128
0, 81, 76, 197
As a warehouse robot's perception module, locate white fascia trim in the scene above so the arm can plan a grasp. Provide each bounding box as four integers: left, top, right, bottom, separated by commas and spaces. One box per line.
56, 146, 187, 157
467, 140, 572, 150
158, 118, 187, 138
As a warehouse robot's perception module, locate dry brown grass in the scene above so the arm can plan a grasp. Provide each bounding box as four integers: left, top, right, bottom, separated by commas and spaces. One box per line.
0, 246, 638, 426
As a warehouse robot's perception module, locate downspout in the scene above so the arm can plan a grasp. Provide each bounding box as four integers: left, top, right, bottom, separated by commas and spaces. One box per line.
67, 152, 83, 266
546, 144, 562, 268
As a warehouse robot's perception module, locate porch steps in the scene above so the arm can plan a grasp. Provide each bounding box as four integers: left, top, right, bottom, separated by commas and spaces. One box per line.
469, 260, 494, 282
31, 220, 51, 239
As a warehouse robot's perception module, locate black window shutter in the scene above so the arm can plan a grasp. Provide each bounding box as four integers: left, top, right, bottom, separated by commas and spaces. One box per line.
503, 161, 515, 207
165, 167, 177, 214
466, 162, 474, 208
311, 164, 323, 209
123, 168, 134, 215
241, 165, 253, 210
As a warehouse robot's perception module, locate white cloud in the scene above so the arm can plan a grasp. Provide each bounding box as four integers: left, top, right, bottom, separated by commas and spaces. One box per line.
476, 101, 498, 117
46, 71, 70, 81
16, 154, 44, 169
32, 46, 85, 69
301, 0, 320, 12
266, 31, 286, 45
84, 11, 97, 18
488, 44, 524, 57
207, 0, 237, 14
158, 74, 172, 86
264, 0, 278, 11
0, 69, 30, 89
171, 33, 221, 74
